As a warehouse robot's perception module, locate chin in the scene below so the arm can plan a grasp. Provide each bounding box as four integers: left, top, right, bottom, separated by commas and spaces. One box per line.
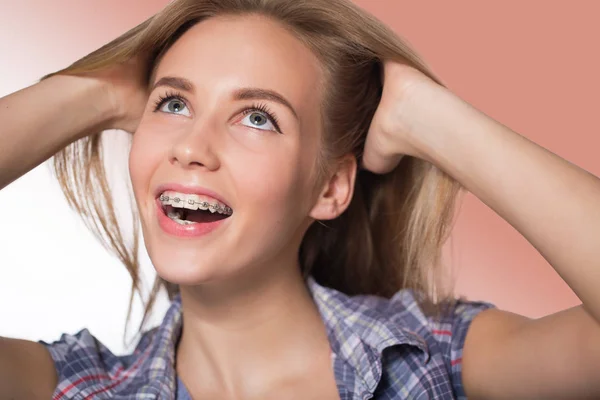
152, 258, 227, 286
146, 241, 226, 285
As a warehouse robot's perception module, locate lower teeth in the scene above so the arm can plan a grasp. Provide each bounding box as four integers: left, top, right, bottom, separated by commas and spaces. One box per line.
167, 209, 196, 225
171, 217, 195, 225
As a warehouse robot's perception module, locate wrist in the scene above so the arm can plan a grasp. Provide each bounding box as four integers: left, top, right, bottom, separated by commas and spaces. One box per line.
49, 74, 120, 136
402, 82, 473, 166
84, 75, 123, 133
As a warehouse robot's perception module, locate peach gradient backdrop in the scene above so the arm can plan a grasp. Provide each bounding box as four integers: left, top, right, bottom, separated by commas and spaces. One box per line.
1, 1, 597, 351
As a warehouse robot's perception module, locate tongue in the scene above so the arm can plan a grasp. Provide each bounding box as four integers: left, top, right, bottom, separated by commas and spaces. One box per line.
185, 209, 228, 223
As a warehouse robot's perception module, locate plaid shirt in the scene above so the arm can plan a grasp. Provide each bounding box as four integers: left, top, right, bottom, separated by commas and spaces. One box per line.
41, 277, 495, 399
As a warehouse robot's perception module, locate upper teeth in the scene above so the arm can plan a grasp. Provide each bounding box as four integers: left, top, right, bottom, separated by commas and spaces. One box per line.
159, 191, 233, 216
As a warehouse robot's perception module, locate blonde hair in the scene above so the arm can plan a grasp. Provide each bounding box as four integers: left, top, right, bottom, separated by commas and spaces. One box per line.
42, 0, 463, 336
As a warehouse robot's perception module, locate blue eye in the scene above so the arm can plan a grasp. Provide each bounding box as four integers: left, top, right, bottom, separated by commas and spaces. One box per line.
240, 103, 282, 133
154, 93, 191, 117
152, 91, 283, 133
240, 110, 278, 132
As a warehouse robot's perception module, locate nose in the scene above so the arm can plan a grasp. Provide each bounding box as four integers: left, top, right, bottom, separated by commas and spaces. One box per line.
168, 121, 221, 171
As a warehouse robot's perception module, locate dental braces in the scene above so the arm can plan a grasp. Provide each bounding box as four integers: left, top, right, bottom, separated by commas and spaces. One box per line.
160, 195, 233, 215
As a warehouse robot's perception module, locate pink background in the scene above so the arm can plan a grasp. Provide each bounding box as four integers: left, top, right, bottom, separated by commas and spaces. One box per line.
354, 0, 598, 317
2, 1, 597, 344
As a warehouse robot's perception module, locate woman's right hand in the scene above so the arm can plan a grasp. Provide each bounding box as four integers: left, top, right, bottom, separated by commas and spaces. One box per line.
0, 54, 150, 189
79, 54, 151, 134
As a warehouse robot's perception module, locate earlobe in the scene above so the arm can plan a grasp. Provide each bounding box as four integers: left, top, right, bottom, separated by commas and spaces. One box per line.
308, 199, 339, 221
308, 154, 357, 221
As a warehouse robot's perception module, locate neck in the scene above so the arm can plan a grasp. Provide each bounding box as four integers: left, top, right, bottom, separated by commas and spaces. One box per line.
176, 261, 332, 398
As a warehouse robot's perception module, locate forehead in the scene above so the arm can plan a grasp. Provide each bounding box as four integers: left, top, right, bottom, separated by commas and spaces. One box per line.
154, 14, 324, 123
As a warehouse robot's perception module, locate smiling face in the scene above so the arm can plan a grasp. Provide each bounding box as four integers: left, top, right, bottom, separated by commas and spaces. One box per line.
129, 14, 338, 286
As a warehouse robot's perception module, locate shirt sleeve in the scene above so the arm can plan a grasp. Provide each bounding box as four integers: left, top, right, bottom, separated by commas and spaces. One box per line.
430, 298, 496, 399
38, 329, 123, 393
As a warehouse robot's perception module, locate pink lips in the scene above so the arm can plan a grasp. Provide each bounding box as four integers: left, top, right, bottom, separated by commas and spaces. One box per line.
154, 183, 232, 238
156, 199, 229, 238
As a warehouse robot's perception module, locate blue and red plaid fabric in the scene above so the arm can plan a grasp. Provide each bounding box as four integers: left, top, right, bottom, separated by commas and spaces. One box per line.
41, 276, 495, 399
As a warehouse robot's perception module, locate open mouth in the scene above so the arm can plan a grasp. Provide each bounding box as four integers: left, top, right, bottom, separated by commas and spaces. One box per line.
157, 191, 233, 226
162, 204, 231, 225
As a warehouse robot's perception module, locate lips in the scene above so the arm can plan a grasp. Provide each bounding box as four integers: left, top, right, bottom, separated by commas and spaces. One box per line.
152, 182, 232, 238
155, 197, 230, 238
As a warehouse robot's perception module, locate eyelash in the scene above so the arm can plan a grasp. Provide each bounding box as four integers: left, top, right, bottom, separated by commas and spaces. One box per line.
152, 90, 283, 133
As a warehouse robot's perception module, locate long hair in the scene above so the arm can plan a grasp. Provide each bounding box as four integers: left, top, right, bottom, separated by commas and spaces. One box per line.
41, 0, 463, 337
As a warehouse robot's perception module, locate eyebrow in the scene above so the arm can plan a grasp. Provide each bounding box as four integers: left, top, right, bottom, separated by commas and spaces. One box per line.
151, 76, 299, 120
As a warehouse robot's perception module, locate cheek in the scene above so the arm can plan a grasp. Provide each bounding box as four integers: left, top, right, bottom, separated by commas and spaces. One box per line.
231, 152, 310, 219
128, 126, 166, 200
128, 134, 148, 196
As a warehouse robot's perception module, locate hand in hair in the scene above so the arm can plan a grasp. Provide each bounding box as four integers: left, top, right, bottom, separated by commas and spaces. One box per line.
75, 54, 151, 134
0, 54, 150, 190
362, 60, 441, 174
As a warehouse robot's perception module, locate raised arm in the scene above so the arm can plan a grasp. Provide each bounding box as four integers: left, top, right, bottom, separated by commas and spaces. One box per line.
364, 62, 600, 399
0, 53, 149, 190
0, 57, 148, 399
0, 76, 116, 399
0, 74, 116, 190
0, 74, 116, 398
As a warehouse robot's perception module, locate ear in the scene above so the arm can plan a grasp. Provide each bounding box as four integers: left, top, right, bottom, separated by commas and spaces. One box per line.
309, 154, 357, 221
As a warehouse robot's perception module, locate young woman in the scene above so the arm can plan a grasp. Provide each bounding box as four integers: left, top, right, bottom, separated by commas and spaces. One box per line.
1, 0, 599, 399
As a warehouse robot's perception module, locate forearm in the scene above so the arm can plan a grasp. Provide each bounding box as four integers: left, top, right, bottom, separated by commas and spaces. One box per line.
411, 84, 600, 322
0, 74, 115, 190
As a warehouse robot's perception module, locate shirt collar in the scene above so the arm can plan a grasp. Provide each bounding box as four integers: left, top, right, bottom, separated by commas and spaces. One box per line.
133, 294, 183, 399
129, 276, 429, 398
306, 276, 429, 394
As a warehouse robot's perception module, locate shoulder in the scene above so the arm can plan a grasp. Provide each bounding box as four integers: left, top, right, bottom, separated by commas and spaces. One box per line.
40, 327, 158, 372
351, 289, 496, 398
38, 295, 184, 398
353, 288, 496, 348
39, 327, 159, 397
309, 277, 496, 371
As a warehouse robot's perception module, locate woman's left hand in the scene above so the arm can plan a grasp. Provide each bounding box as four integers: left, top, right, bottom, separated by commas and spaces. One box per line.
362, 60, 443, 174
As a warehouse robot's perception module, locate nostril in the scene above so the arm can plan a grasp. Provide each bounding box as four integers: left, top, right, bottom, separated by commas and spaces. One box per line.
169, 139, 220, 171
